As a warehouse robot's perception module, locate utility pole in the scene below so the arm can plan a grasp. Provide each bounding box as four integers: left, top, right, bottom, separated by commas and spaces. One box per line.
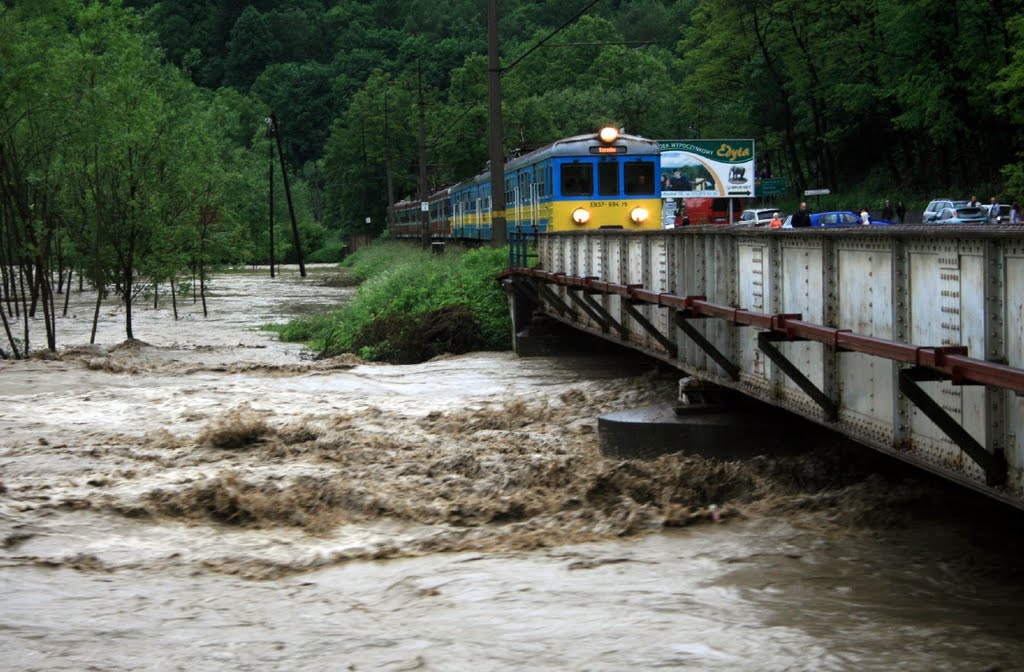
417, 64, 430, 248
487, 0, 507, 247
266, 120, 275, 278
269, 112, 306, 277
384, 90, 395, 231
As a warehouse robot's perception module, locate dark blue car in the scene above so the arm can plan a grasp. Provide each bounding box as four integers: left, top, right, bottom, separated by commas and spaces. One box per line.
783, 211, 892, 228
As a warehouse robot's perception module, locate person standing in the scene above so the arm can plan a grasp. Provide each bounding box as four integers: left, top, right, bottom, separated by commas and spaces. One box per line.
791, 202, 812, 228
989, 196, 1000, 223
967, 195, 980, 207
1012, 201, 1022, 225
769, 212, 783, 229
895, 200, 907, 224
860, 207, 871, 225
881, 200, 895, 223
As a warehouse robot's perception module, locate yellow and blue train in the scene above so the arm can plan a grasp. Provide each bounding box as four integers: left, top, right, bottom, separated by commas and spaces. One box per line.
389, 127, 663, 241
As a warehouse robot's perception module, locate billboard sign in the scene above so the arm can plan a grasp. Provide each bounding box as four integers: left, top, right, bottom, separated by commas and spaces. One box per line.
657, 139, 755, 198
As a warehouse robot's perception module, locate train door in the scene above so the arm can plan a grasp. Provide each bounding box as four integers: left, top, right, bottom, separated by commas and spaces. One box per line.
519, 167, 534, 231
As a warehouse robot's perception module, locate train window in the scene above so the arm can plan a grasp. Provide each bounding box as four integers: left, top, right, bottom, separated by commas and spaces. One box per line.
561, 163, 593, 196
598, 161, 619, 196
624, 162, 655, 195
537, 164, 547, 198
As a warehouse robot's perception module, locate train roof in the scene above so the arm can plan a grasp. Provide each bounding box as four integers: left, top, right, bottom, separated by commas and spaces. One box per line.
508, 130, 661, 168
449, 130, 662, 192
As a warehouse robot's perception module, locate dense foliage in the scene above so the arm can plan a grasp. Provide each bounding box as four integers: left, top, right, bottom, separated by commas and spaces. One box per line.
125, 0, 1024, 232
267, 242, 512, 362
3, 0, 1023, 355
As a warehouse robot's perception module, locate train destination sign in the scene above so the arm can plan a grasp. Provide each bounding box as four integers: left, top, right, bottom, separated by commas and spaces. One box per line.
657, 139, 755, 198
589, 145, 627, 154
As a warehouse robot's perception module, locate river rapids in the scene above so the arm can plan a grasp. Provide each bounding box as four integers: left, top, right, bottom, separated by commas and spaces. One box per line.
1, 264, 1023, 671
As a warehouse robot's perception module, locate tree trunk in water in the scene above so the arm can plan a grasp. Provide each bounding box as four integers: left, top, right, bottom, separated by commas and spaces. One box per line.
36, 257, 55, 351
18, 262, 30, 354
200, 263, 208, 318
170, 276, 179, 321
28, 261, 40, 318
90, 288, 102, 344
124, 281, 134, 341
0, 283, 20, 358
153, 282, 158, 310
62, 268, 72, 317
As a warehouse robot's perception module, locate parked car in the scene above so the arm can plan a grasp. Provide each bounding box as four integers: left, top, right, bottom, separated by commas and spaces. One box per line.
737, 208, 778, 227
923, 198, 967, 223
928, 205, 988, 225
781, 211, 892, 228
982, 203, 1011, 223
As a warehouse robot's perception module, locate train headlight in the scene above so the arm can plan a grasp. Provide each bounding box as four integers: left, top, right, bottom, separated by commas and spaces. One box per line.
630, 206, 649, 224
572, 207, 591, 225
598, 127, 619, 143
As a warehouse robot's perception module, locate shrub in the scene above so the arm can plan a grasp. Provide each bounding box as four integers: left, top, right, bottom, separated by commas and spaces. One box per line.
272, 242, 512, 362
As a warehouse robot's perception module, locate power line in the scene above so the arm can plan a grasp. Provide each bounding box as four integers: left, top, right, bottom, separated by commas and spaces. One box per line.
502, 0, 601, 73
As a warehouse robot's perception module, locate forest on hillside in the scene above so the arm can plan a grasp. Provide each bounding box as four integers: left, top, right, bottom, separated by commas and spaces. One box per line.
2, 0, 1024, 350
125, 0, 1024, 226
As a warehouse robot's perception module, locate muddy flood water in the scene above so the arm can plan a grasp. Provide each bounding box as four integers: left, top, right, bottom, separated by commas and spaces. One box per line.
2, 264, 1024, 671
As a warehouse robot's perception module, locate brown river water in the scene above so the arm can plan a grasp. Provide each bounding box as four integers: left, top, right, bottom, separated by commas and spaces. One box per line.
1, 264, 1023, 671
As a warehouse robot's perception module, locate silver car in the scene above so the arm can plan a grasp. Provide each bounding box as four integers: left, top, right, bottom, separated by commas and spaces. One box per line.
923, 198, 966, 223
737, 208, 778, 227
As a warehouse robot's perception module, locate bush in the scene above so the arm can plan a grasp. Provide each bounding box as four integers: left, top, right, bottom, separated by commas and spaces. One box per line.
272, 242, 512, 362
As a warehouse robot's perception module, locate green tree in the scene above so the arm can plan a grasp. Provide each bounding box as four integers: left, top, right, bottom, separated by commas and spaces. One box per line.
224, 6, 280, 90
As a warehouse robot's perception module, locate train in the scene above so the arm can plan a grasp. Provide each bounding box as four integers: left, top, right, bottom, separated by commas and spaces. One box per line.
389, 127, 664, 242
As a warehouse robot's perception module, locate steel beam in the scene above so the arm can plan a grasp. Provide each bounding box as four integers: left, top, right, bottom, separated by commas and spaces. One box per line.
621, 302, 676, 355
532, 280, 576, 319
758, 332, 838, 420
899, 367, 1007, 486
566, 289, 610, 332
580, 292, 628, 338
674, 313, 739, 380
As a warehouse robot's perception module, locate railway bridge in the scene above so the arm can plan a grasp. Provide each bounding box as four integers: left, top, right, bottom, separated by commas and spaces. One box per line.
502, 227, 1024, 508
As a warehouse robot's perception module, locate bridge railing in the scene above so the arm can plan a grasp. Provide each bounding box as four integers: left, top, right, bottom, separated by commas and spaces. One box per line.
504, 226, 1024, 506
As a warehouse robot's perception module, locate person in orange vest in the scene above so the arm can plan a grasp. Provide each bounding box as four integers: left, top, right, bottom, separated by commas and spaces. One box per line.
769, 212, 783, 229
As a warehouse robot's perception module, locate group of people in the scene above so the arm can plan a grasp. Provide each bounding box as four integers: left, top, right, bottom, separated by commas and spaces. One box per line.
879, 200, 907, 224
774, 196, 1023, 228
965, 195, 1023, 224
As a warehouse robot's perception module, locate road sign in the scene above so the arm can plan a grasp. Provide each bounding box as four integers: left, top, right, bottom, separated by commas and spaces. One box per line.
804, 188, 830, 196
756, 177, 787, 197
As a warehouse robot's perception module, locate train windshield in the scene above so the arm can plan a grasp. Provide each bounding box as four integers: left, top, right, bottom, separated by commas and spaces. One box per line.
561, 163, 593, 196
624, 162, 655, 195
598, 161, 619, 196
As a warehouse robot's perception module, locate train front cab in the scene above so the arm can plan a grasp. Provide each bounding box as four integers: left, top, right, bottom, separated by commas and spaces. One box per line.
549, 155, 660, 232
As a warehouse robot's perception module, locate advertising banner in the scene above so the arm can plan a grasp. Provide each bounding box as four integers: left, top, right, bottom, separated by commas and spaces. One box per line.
657, 140, 755, 198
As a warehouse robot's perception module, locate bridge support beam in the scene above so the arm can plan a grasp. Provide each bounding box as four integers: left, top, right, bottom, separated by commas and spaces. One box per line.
581, 292, 628, 339
674, 313, 738, 380
532, 280, 576, 320
758, 332, 838, 420
899, 367, 1007, 486
566, 289, 612, 334
622, 302, 676, 356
